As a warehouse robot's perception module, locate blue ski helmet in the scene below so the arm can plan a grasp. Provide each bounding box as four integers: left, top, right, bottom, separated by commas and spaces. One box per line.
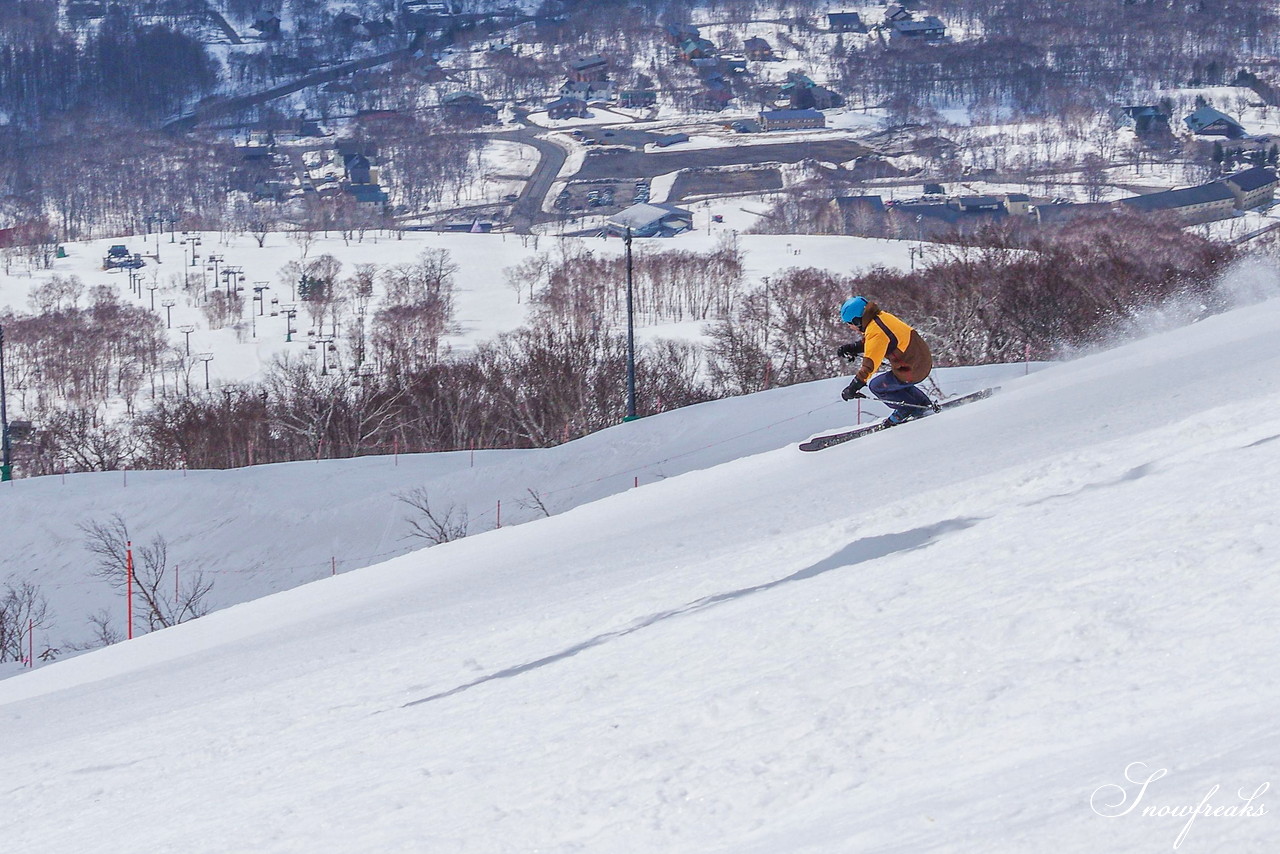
840, 296, 868, 325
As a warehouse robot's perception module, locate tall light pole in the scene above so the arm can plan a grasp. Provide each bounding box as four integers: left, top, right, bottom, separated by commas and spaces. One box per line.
623, 227, 638, 422
0, 322, 12, 481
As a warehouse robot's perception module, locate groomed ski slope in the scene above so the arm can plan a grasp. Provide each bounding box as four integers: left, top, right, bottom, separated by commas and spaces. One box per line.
0, 363, 1019, 654
3, 297, 1280, 852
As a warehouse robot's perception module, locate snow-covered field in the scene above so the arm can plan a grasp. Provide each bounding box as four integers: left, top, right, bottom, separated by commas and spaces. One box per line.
1, 272, 1279, 851
0, 229, 919, 394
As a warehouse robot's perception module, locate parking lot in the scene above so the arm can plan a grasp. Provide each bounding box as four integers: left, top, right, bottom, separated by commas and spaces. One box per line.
554, 179, 651, 214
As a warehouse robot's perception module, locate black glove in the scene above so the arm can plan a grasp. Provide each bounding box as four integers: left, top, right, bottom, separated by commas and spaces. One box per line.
836, 342, 863, 363
841, 379, 866, 401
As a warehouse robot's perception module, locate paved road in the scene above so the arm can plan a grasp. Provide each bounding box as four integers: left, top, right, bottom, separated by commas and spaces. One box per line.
488, 128, 569, 232
573, 138, 873, 182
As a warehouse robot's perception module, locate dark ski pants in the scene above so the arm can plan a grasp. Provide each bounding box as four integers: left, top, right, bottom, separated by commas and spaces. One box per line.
869, 371, 932, 414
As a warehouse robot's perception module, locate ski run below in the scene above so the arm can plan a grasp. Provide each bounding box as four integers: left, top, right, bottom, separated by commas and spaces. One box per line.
3, 294, 1280, 852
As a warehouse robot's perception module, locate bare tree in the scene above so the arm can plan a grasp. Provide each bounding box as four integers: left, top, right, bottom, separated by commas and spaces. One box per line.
399, 488, 469, 544
79, 514, 215, 632
0, 579, 53, 663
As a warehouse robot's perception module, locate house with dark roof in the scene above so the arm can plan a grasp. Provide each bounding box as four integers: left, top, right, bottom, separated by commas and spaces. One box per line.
1223, 166, 1279, 210
619, 89, 657, 108
885, 4, 912, 22
1117, 105, 1171, 136
678, 37, 717, 60
665, 23, 700, 44
343, 153, 373, 185
827, 11, 866, 32
1184, 106, 1246, 139
890, 201, 1007, 236
759, 109, 826, 131
744, 37, 774, 60
1117, 182, 1237, 223
344, 184, 389, 206
337, 139, 378, 159
546, 96, 590, 119
568, 55, 608, 82
606, 203, 694, 237
890, 16, 946, 42
948, 195, 1003, 212
442, 90, 498, 124
251, 14, 282, 39
697, 87, 735, 111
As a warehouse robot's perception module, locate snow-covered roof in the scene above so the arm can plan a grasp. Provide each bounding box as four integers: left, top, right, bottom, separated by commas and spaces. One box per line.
607, 203, 693, 230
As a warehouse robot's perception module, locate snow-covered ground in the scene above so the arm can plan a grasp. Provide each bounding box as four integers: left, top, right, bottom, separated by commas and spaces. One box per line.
1, 269, 1279, 851
0, 362, 1024, 655
0, 229, 919, 395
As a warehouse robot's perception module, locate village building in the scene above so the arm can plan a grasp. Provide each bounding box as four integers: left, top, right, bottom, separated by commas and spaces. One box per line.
889, 15, 946, 42
744, 37, 775, 60
1003, 193, 1033, 215
567, 55, 608, 82
559, 80, 616, 102
546, 96, 590, 120
1184, 106, 1247, 139
441, 90, 498, 124
1223, 166, 1279, 210
759, 108, 826, 131
1116, 105, 1171, 137
606, 203, 694, 237
1117, 182, 1237, 224
827, 11, 866, 32
619, 89, 658, 108
947, 195, 1003, 213
665, 22, 700, 44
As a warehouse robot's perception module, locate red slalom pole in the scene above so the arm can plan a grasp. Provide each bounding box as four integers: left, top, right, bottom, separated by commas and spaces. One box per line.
126, 541, 134, 640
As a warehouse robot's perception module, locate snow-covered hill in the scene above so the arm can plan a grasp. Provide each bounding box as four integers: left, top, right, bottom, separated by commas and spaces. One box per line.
0, 363, 1021, 657
3, 294, 1280, 852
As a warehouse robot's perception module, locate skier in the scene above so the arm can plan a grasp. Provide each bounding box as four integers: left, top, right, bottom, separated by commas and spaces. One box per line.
836, 296, 935, 425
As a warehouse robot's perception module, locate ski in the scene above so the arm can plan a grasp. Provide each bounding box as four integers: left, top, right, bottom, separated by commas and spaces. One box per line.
799, 387, 998, 452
